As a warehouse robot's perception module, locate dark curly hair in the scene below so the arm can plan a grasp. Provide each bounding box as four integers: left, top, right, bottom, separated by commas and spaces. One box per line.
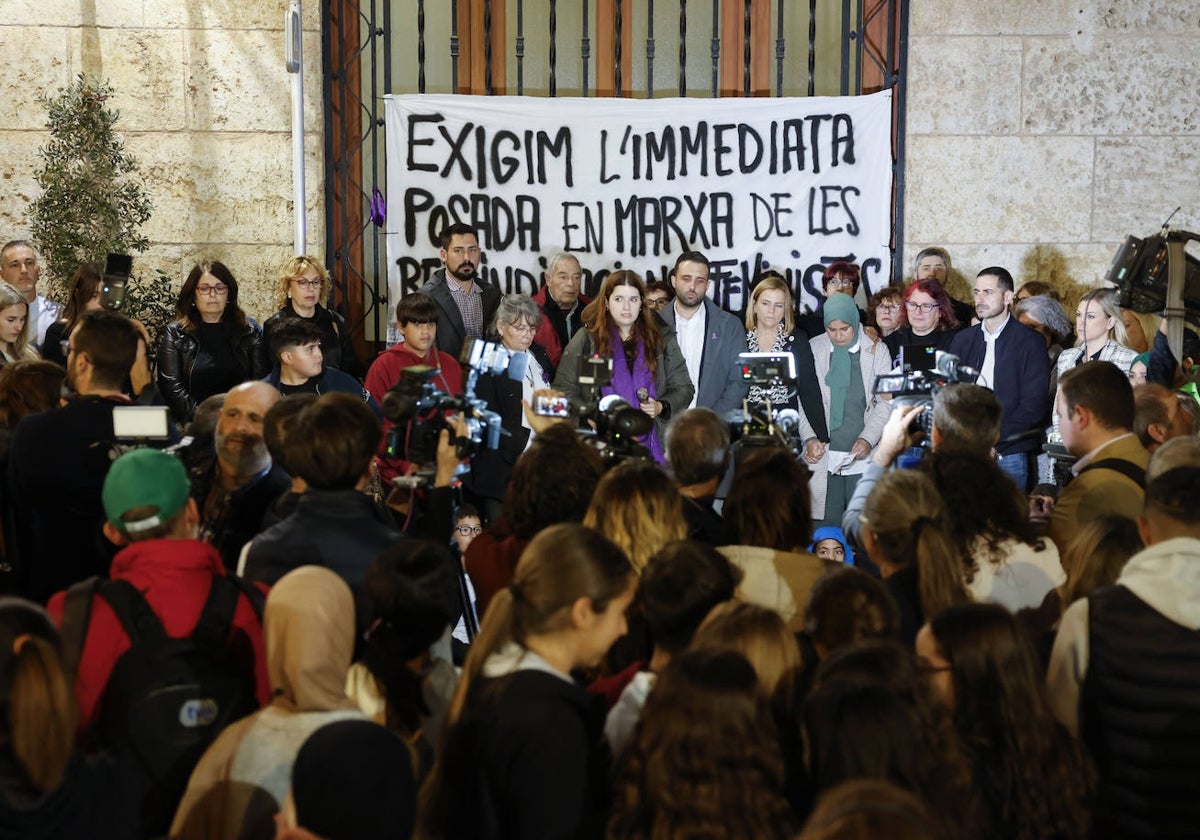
607, 648, 797, 839
501, 424, 604, 540
929, 604, 1094, 840
921, 451, 1046, 581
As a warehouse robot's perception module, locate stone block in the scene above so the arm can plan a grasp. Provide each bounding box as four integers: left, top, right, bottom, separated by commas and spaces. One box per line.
1023, 36, 1199, 136
911, 1, 1081, 36
0, 132, 48, 236
185, 29, 297, 132
128, 132, 295, 245
907, 37, 1022, 135
1082, 2, 1200, 35
1093, 137, 1200, 243
904, 136, 1094, 244
156, 0, 322, 32
0, 0, 143, 27
0, 28, 72, 129
904, 242, 1118, 293
69, 28, 187, 132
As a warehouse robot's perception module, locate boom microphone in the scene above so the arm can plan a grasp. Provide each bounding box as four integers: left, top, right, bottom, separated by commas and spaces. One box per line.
935, 350, 980, 381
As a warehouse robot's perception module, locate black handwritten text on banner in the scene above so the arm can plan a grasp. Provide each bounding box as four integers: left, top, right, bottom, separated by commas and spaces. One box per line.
384, 92, 893, 321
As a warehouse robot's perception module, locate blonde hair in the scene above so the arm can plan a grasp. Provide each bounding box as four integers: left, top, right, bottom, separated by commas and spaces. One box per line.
691, 601, 801, 700
276, 255, 330, 310
0, 283, 36, 362
583, 461, 686, 574
745, 273, 796, 334
861, 470, 970, 620
1074, 287, 1129, 349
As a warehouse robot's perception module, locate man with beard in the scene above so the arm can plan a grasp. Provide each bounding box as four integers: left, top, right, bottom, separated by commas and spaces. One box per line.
949, 266, 1050, 492
420, 223, 501, 359
190, 380, 291, 570
0, 239, 61, 350
6, 310, 152, 600
532, 252, 590, 374
657, 250, 747, 413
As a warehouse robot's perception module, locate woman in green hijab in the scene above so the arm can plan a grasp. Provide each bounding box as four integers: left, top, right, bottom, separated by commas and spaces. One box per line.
799, 292, 894, 531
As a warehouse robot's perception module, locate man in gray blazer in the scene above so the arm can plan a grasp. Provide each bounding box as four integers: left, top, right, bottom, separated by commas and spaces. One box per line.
419, 222, 500, 360
658, 250, 748, 415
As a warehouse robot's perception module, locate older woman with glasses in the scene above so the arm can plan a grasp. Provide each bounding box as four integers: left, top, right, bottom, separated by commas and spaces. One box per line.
260, 255, 362, 378
799, 261, 869, 338
882, 278, 962, 365
464, 294, 556, 521
157, 259, 266, 424
866, 283, 905, 340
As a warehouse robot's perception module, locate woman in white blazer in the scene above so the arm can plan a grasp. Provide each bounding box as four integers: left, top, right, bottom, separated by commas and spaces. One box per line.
800, 293, 893, 530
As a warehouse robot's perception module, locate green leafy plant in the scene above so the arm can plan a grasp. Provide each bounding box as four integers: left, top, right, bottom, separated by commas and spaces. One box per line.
29, 74, 154, 301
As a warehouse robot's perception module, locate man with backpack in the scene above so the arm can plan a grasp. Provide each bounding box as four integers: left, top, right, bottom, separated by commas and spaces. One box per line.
47, 447, 270, 833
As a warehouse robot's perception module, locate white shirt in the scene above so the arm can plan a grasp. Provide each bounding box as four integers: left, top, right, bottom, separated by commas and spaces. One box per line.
673, 304, 706, 409
976, 313, 1011, 390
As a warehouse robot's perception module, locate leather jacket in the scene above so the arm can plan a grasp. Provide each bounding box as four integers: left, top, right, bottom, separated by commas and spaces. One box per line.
157, 318, 267, 423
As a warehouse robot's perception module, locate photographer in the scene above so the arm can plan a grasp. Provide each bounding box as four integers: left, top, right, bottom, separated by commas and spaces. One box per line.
7, 310, 169, 601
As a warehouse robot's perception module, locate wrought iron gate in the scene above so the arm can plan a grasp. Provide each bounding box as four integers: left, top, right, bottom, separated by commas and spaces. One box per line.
324, 0, 908, 353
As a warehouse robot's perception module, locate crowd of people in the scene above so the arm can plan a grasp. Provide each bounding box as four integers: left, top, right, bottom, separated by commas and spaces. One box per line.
0, 229, 1197, 839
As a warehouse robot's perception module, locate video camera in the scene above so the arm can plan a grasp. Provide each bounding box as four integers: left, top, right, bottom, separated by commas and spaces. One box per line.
381, 339, 519, 483
728, 352, 805, 458
872, 347, 979, 447
548, 355, 654, 463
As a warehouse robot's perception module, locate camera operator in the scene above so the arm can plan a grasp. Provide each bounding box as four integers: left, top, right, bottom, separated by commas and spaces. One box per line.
7, 310, 169, 601
841, 383, 1002, 549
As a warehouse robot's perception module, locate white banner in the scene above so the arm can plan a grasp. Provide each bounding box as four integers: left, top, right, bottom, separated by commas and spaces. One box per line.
384, 91, 893, 323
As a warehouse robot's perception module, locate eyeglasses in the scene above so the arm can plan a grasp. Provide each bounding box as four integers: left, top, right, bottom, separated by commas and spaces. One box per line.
905, 301, 937, 314
456, 525, 483, 536
197, 284, 229, 297
506, 322, 536, 335
826, 277, 855, 289
646, 297, 670, 310
876, 303, 900, 313
293, 278, 322, 290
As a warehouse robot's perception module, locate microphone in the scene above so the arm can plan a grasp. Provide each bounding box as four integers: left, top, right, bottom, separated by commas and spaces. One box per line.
636, 387, 650, 403
934, 350, 980, 381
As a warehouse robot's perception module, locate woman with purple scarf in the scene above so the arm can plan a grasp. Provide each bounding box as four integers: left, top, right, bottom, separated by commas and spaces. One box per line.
553, 270, 694, 463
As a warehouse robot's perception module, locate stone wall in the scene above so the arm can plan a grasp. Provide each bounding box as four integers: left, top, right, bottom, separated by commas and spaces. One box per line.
0, 0, 324, 320
904, 1, 1200, 304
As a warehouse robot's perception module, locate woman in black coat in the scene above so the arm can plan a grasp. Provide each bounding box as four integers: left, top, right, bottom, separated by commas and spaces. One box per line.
157, 260, 266, 424
464, 294, 554, 523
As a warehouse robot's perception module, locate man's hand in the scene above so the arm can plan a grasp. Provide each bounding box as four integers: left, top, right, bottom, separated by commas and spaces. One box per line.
521, 388, 572, 435
850, 438, 872, 461
873, 404, 925, 467
434, 414, 470, 487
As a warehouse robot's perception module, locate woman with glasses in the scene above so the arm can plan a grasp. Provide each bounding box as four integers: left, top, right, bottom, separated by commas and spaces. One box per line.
866, 283, 905, 340
260, 255, 362, 378
745, 271, 828, 445
464, 294, 556, 521
883, 278, 962, 364
157, 259, 267, 424
644, 278, 674, 314
798, 261, 868, 338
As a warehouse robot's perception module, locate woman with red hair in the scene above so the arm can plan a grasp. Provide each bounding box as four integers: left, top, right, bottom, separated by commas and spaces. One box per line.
883, 279, 962, 364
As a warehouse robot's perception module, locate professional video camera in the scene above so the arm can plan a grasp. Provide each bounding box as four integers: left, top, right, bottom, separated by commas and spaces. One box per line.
546, 355, 654, 463
382, 339, 518, 483
727, 352, 806, 458
872, 347, 979, 446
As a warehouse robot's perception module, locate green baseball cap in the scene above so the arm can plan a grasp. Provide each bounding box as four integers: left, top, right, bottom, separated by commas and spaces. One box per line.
102, 448, 191, 534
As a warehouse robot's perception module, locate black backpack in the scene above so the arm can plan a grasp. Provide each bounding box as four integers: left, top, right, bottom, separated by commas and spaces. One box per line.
62, 574, 265, 837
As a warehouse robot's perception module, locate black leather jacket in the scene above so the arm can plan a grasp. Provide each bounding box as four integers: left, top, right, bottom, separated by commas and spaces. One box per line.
157, 319, 267, 423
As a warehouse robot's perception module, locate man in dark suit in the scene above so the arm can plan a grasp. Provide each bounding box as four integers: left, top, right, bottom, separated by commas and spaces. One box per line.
949, 265, 1050, 492
419, 222, 501, 360
657, 250, 748, 415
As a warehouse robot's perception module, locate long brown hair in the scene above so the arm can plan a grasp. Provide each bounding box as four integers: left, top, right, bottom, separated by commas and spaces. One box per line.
418, 524, 634, 839
929, 603, 1094, 840
608, 648, 797, 839
583, 460, 686, 574
0, 599, 77, 793
861, 469, 970, 619
581, 270, 663, 377
61, 263, 103, 336
177, 259, 250, 333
